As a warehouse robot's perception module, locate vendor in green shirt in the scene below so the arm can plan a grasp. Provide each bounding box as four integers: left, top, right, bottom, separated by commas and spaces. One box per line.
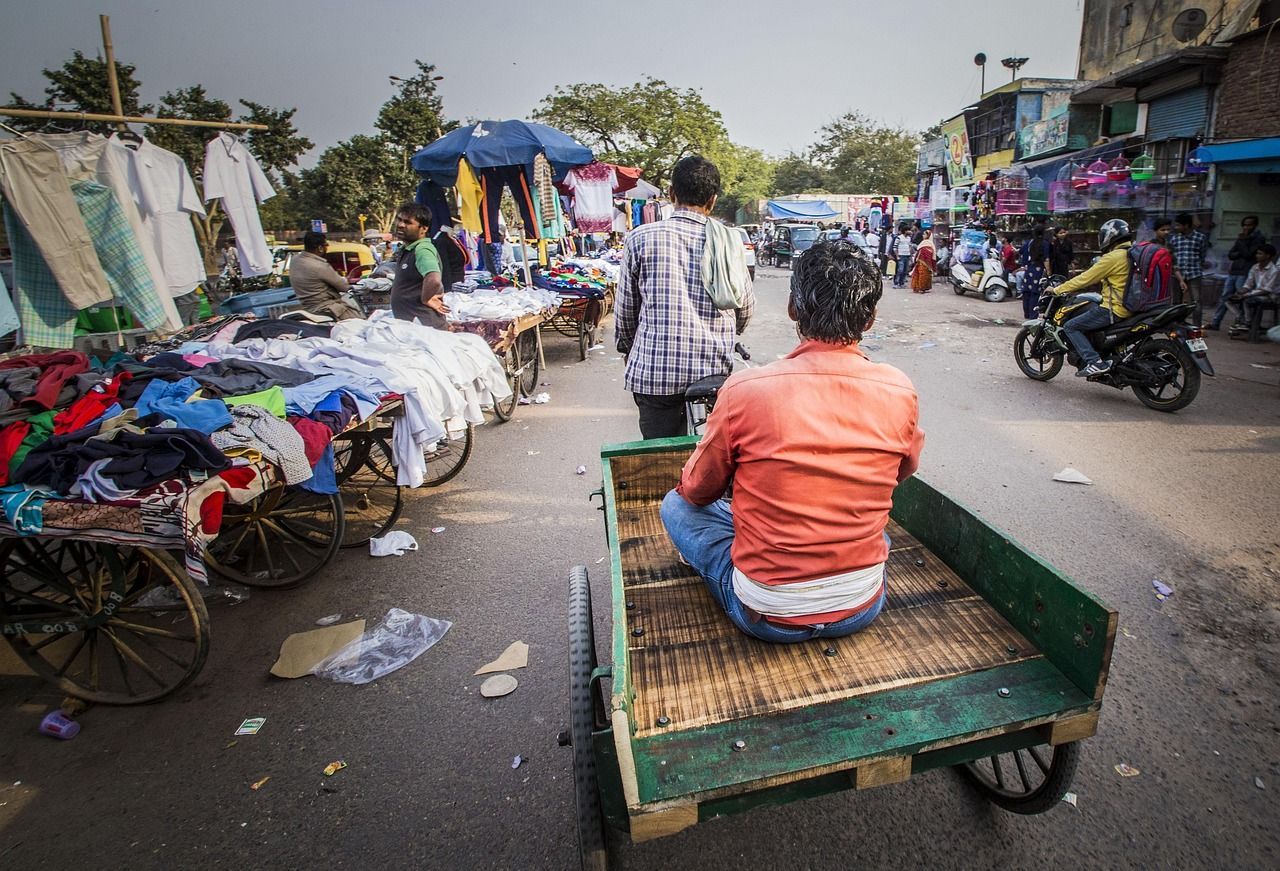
390, 202, 449, 329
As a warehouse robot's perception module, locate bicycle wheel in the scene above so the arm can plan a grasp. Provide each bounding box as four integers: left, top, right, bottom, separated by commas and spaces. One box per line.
517, 328, 542, 396
340, 437, 404, 548
422, 424, 474, 487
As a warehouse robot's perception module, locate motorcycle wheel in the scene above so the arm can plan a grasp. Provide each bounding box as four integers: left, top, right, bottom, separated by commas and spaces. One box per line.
1013, 326, 1064, 381
1131, 338, 1200, 412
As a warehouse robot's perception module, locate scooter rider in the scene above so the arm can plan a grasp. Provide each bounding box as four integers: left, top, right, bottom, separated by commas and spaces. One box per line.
1050, 218, 1133, 377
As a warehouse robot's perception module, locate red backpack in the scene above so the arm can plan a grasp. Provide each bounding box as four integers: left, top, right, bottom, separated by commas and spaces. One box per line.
1123, 242, 1174, 312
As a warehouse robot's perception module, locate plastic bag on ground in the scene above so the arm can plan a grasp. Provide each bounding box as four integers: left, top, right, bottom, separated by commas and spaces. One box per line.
370, 530, 418, 557
312, 608, 451, 685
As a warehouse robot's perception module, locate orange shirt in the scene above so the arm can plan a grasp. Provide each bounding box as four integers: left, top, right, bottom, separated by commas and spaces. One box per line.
676, 340, 924, 624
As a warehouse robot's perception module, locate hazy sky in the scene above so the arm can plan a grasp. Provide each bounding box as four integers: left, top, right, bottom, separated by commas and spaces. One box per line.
2, 0, 1085, 166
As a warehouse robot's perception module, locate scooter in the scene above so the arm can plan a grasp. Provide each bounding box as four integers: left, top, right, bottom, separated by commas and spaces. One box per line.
950, 257, 1011, 302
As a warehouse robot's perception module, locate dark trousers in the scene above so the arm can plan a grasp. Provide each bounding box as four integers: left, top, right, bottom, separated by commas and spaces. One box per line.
633, 393, 686, 440
1021, 291, 1039, 320
894, 255, 911, 286
479, 166, 540, 243
1062, 302, 1113, 367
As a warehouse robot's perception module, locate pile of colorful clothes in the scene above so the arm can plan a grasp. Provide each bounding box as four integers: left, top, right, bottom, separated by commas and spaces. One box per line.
530, 259, 617, 300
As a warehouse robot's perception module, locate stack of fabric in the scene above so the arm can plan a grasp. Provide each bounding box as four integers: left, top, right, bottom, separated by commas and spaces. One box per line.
443, 288, 561, 323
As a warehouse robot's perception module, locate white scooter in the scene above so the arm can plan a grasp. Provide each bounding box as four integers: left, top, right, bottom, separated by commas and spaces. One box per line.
950, 257, 1012, 302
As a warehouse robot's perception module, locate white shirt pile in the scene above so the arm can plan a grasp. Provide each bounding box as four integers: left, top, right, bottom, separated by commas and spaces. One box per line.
444, 288, 561, 323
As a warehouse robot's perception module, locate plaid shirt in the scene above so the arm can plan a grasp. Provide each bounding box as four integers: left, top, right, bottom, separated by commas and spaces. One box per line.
615, 209, 755, 396
1168, 230, 1209, 280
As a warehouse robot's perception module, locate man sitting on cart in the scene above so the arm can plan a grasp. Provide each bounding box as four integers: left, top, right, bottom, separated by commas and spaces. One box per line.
661, 240, 925, 643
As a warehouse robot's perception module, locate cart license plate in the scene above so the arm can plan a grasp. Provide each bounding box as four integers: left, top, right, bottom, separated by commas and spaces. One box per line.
1187, 338, 1207, 352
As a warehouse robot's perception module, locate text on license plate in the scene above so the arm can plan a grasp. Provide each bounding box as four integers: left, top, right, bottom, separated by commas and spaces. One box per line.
1187, 338, 1207, 352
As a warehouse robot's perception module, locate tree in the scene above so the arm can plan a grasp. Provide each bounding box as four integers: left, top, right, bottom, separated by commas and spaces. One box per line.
713, 145, 776, 222
532, 78, 731, 188
6, 50, 150, 133
772, 153, 831, 196
293, 135, 414, 234
375, 61, 456, 168
811, 112, 920, 195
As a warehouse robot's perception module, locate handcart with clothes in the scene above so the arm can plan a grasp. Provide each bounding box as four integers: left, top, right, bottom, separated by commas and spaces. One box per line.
0, 310, 510, 705
534, 258, 619, 362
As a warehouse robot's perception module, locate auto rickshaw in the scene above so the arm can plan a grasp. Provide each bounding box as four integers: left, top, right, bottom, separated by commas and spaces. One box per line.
771, 223, 821, 269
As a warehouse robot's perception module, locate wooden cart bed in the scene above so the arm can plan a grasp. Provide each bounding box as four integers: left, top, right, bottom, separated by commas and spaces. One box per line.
598, 440, 1116, 836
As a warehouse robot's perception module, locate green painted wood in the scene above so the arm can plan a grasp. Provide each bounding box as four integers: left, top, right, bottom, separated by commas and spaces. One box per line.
600, 456, 632, 719
601, 436, 699, 458
889, 476, 1117, 700
630, 658, 1092, 806
591, 727, 631, 832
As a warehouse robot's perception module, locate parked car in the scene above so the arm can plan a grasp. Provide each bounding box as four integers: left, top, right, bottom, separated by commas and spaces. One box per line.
820, 229, 871, 252
735, 227, 757, 281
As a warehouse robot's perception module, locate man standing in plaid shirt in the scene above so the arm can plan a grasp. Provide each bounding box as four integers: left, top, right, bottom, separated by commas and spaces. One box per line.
1169, 213, 1210, 326
615, 156, 755, 438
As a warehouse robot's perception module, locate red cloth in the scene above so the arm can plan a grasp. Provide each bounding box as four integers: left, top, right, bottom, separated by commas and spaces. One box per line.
0, 421, 32, 486
0, 352, 90, 410
53, 373, 131, 434
1002, 243, 1019, 272
676, 340, 924, 626
288, 416, 333, 466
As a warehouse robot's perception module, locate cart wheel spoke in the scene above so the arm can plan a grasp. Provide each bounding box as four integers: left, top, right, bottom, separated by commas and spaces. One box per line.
102, 627, 167, 688
105, 618, 196, 643
1013, 749, 1033, 793
991, 754, 1006, 789
111, 623, 196, 669
959, 741, 1081, 815
1028, 745, 1051, 775
54, 631, 91, 677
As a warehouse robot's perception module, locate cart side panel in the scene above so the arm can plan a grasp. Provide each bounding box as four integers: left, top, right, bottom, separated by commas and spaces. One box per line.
890, 475, 1117, 700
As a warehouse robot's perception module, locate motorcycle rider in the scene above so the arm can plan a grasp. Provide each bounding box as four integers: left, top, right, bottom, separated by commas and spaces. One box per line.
1049, 218, 1133, 377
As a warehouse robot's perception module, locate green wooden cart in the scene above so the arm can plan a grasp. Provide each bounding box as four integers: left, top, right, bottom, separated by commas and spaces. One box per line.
565, 438, 1117, 870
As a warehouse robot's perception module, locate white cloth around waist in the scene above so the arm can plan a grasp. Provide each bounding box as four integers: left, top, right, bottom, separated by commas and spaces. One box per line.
731, 562, 885, 618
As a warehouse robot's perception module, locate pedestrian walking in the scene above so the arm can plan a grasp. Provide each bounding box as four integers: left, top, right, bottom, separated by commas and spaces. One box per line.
892, 226, 913, 287
1049, 227, 1074, 276
1167, 213, 1210, 326
910, 229, 936, 293
1019, 226, 1052, 319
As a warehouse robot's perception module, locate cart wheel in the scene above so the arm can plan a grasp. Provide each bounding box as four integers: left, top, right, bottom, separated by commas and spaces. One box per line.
568, 565, 608, 871
422, 423, 474, 487
516, 328, 542, 396
339, 436, 404, 548
492, 346, 521, 423
205, 486, 345, 589
333, 436, 373, 483
959, 740, 1081, 814
0, 540, 209, 705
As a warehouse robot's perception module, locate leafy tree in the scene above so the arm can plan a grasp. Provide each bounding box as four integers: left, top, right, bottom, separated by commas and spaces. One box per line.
532, 78, 730, 188
6, 50, 150, 133
811, 112, 920, 195
376, 61, 456, 168
772, 153, 831, 196
713, 145, 776, 222
293, 135, 414, 234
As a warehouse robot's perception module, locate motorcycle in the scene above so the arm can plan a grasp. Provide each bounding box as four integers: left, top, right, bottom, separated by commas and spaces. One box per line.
1012, 280, 1213, 413
950, 256, 1012, 302
683, 343, 752, 436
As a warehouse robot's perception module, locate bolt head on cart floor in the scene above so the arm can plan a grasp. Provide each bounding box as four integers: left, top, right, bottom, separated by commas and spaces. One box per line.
565, 438, 1116, 869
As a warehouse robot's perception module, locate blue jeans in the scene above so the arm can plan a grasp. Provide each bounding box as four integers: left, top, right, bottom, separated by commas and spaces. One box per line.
659, 490, 887, 643
894, 255, 911, 285
1211, 274, 1247, 328
1062, 301, 1113, 367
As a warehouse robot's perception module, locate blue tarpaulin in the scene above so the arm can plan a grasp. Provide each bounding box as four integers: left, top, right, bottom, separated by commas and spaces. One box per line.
410, 120, 593, 186
766, 199, 839, 220
1191, 137, 1280, 173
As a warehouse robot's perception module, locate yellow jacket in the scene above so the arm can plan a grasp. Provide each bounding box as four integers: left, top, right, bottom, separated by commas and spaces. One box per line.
1053, 242, 1132, 318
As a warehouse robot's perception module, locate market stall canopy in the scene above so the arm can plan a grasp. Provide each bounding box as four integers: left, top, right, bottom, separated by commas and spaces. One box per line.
1190, 137, 1280, 174
766, 199, 839, 220
411, 120, 593, 186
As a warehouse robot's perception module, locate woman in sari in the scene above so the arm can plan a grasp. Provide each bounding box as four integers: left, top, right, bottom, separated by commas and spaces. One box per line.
910, 229, 936, 293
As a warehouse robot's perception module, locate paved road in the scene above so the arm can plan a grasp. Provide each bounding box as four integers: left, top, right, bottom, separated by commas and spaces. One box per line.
2, 266, 1277, 869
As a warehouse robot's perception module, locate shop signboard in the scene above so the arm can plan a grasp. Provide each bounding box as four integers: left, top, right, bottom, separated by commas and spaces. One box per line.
1018, 115, 1070, 160
942, 117, 974, 186
917, 137, 948, 172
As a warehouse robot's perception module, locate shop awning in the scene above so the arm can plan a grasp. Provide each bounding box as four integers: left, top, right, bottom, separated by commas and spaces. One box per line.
766, 199, 838, 220
1191, 137, 1280, 173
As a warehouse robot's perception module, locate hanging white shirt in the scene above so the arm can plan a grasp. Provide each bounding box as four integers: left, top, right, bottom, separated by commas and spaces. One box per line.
203, 132, 275, 278
115, 136, 208, 298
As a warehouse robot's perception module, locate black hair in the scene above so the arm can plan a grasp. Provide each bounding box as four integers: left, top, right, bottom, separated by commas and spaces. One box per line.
789, 241, 882, 345
1174, 212, 1194, 227
397, 202, 433, 228
1259, 243, 1277, 257
1243, 215, 1259, 225
1153, 218, 1172, 231
670, 156, 720, 207
303, 230, 327, 252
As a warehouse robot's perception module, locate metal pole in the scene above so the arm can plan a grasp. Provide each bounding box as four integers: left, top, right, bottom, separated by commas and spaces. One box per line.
99, 15, 126, 132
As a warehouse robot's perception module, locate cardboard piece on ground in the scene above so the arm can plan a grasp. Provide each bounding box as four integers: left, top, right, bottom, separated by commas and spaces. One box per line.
474, 641, 529, 675
270, 620, 366, 679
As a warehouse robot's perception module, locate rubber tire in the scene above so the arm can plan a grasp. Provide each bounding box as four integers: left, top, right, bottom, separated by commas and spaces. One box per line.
1014, 326, 1065, 381
568, 565, 608, 871
985, 283, 1007, 302
422, 423, 474, 487
578, 317, 590, 361
1131, 338, 1201, 413
960, 741, 1080, 815
953, 281, 966, 296
492, 346, 520, 423
517, 329, 542, 396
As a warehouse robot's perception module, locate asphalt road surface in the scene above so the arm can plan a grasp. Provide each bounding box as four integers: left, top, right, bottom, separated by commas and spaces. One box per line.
2, 265, 1277, 869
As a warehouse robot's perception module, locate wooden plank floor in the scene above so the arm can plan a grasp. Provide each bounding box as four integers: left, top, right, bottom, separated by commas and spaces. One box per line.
609, 453, 1039, 738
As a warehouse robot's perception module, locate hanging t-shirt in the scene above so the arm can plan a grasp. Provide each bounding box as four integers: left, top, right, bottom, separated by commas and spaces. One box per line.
203, 133, 275, 278
563, 162, 617, 234
455, 158, 483, 235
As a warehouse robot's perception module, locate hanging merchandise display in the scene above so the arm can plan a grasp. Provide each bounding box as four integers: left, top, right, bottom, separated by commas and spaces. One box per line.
203, 132, 276, 278
562, 162, 618, 234
1130, 153, 1156, 181
454, 158, 484, 235
479, 165, 541, 242
1106, 156, 1132, 182
1070, 162, 1090, 191
1086, 158, 1110, 185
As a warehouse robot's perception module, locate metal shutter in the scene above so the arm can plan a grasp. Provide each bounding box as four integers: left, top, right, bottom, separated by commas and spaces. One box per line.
1145, 87, 1212, 141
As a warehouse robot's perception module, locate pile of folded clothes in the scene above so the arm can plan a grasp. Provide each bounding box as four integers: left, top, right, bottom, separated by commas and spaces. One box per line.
443, 288, 561, 323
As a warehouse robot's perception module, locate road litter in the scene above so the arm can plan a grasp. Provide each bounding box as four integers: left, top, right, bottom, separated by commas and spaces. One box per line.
235, 718, 266, 736
595, 557, 606, 564
1052, 467, 1093, 485
993, 318, 1005, 325
323, 761, 348, 776
315, 614, 343, 627
1249, 363, 1274, 370
518, 396, 531, 405
1152, 579, 1174, 601
918, 342, 937, 349
476, 641, 529, 675
226, 740, 238, 749
431, 526, 446, 534
38, 710, 81, 740
370, 531, 418, 557
250, 776, 270, 791
1121, 627, 1136, 639
1062, 791, 1078, 807
512, 755, 525, 769
588, 343, 605, 351
532, 392, 551, 404
312, 609, 452, 685
480, 674, 519, 698
526, 450, 540, 456
1114, 763, 1140, 777
1255, 776, 1265, 790
270, 620, 366, 679
575, 465, 587, 475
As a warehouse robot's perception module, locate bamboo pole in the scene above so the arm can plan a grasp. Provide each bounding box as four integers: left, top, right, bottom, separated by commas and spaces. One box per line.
99, 15, 125, 132
0, 107, 268, 131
